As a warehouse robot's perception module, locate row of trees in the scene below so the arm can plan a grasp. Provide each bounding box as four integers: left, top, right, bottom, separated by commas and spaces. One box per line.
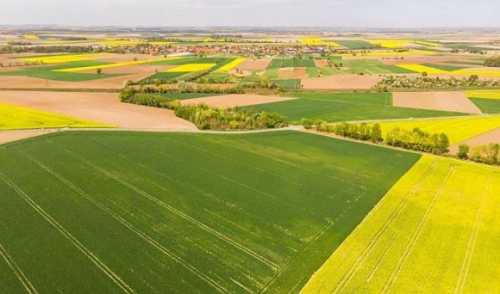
175, 104, 288, 130
303, 120, 450, 155
385, 127, 449, 154
375, 75, 500, 91
458, 143, 500, 165
120, 89, 288, 131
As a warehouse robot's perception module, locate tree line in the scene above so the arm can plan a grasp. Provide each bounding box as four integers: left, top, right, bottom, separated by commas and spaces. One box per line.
303, 120, 450, 155
458, 143, 500, 166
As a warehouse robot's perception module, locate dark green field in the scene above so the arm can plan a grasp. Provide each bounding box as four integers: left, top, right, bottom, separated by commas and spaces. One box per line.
342, 59, 415, 74
469, 97, 500, 113
247, 92, 464, 122
267, 57, 315, 69
0, 131, 419, 293
336, 40, 377, 49
0, 60, 116, 81
271, 79, 302, 90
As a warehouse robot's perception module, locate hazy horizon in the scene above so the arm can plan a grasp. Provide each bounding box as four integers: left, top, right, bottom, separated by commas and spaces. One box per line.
2, 0, 500, 28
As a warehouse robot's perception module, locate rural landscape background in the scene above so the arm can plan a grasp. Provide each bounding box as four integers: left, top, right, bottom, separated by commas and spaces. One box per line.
0, 0, 499, 293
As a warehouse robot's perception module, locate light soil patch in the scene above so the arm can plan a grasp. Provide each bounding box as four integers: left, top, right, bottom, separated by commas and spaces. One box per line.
314, 59, 329, 68
237, 58, 271, 71
0, 129, 57, 145
393, 91, 482, 114
181, 94, 296, 108
449, 127, 500, 154
0, 91, 196, 130
278, 67, 307, 79
302, 74, 382, 90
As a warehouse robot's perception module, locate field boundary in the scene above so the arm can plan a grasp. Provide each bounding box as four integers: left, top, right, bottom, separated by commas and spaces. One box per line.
0, 242, 39, 294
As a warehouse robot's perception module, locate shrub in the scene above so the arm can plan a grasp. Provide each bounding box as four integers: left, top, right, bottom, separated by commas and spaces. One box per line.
458, 144, 470, 159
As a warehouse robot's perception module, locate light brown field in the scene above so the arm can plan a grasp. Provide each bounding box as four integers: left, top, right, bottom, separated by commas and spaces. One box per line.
301, 74, 382, 90
278, 67, 307, 79
393, 91, 482, 114
181, 94, 296, 108
0, 129, 57, 145
0, 91, 196, 130
237, 58, 271, 71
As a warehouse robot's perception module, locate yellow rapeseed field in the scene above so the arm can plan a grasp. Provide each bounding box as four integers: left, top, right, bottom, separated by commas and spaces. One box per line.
57, 57, 174, 72
302, 155, 500, 293
215, 57, 246, 73
0, 103, 110, 130
377, 115, 500, 144
368, 39, 414, 48
166, 63, 215, 72
299, 37, 341, 47
341, 49, 435, 58
20, 54, 102, 64
466, 89, 500, 100
396, 64, 500, 78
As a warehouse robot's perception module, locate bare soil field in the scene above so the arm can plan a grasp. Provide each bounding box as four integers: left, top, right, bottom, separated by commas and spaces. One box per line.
181, 94, 296, 108
237, 58, 271, 71
0, 129, 57, 145
0, 91, 196, 130
278, 67, 307, 79
301, 74, 382, 90
393, 91, 482, 114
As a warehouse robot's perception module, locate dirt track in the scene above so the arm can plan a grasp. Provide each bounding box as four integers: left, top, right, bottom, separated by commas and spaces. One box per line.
181, 94, 296, 108
393, 91, 482, 114
0, 91, 196, 130
302, 74, 381, 90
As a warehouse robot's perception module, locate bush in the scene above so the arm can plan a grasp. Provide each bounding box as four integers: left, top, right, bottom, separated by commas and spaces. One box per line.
458, 144, 470, 159
469, 143, 500, 165
484, 56, 500, 67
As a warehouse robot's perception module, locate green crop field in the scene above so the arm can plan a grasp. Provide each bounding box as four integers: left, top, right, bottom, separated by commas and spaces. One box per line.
272, 79, 302, 90
302, 155, 500, 293
267, 57, 316, 69
342, 59, 416, 74
246, 92, 463, 122
0, 131, 419, 293
336, 40, 378, 49
469, 98, 500, 113
0, 60, 117, 81
145, 57, 233, 82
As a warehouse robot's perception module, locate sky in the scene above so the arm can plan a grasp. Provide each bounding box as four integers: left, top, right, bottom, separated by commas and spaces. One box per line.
2, 0, 500, 28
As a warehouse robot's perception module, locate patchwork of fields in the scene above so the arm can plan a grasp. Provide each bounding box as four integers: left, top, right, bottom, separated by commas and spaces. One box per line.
247, 92, 462, 122
0, 131, 419, 293
303, 155, 500, 293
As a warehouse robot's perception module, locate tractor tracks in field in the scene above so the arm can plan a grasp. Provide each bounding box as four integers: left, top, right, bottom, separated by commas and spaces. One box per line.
20, 152, 229, 294
333, 159, 439, 294
0, 241, 39, 294
381, 165, 456, 294
0, 171, 135, 294
55, 145, 281, 274
454, 177, 491, 294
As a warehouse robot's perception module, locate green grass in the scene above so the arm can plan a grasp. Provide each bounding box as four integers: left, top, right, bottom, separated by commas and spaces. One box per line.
0, 60, 117, 81
267, 57, 315, 69
272, 79, 302, 90
302, 155, 500, 293
469, 97, 500, 113
246, 92, 463, 122
0, 131, 420, 293
336, 40, 378, 49
422, 63, 470, 71
306, 66, 321, 77
144, 71, 189, 82
342, 59, 416, 74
